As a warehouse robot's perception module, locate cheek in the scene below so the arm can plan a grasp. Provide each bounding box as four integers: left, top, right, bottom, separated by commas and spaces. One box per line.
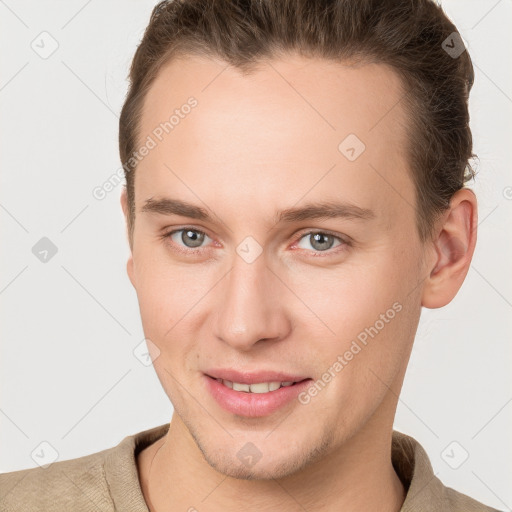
132, 252, 214, 344
132, 251, 179, 336
134, 266, 201, 382
297, 259, 402, 334
135, 270, 173, 324
298, 250, 417, 373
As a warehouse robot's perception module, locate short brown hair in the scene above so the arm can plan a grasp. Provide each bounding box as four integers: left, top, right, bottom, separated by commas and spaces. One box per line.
119, 0, 476, 248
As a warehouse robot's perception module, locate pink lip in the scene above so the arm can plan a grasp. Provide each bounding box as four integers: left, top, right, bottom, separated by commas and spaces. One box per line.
203, 374, 313, 417
203, 368, 310, 385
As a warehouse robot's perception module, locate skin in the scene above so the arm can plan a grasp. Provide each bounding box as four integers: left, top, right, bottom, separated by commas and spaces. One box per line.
120, 54, 477, 512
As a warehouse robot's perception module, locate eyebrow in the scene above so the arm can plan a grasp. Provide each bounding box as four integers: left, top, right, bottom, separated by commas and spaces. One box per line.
141, 197, 376, 224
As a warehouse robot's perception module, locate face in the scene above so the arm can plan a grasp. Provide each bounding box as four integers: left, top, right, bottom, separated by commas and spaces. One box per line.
123, 54, 431, 479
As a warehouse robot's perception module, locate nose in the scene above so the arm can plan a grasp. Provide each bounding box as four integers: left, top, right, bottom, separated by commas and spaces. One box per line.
213, 253, 292, 351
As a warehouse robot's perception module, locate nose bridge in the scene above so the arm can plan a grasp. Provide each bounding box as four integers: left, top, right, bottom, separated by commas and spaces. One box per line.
213, 250, 290, 350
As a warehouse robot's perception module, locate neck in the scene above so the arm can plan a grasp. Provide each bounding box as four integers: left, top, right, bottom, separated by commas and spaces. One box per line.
138, 412, 405, 512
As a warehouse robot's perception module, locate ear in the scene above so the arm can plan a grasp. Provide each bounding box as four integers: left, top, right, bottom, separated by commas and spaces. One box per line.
120, 186, 136, 288
421, 188, 478, 309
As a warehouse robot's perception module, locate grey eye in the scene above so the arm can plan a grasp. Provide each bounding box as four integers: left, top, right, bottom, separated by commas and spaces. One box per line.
297, 232, 342, 252
170, 229, 210, 248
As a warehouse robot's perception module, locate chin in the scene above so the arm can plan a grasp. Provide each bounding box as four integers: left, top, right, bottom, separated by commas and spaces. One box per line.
205, 452, 306, 481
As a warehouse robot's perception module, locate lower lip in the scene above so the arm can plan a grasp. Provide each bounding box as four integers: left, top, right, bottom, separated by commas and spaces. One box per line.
203, 374, 313, 418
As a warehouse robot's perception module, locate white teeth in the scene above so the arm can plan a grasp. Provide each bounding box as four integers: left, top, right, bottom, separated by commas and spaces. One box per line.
232, 382, 250, 392
247, 382, 271, 393
218, 379, 297, 393
267, 382, 281, 392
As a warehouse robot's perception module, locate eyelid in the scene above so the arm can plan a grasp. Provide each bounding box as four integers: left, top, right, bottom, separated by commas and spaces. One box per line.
163, 226, 212, 251
293, 228, 349, 243
163, 226, 351, 255
290, 229, 351, 254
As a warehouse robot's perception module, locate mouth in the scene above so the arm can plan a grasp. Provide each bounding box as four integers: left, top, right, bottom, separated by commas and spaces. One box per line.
203, 373, 315, 417
205, 374, 311, 394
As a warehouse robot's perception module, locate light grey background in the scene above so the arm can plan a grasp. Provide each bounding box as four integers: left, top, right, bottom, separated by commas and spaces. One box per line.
1, 0, 511, 509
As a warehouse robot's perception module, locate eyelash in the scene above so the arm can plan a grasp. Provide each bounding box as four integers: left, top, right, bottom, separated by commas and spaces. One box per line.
161, 226, 351, 257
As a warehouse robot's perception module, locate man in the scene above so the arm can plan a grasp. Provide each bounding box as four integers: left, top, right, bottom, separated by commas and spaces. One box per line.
0, 0, 503, 510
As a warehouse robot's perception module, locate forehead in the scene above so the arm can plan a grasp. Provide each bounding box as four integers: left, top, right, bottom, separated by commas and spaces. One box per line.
135, 54, 415, 231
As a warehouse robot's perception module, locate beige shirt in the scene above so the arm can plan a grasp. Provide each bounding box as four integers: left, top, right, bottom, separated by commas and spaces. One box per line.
0, 423, 501, 511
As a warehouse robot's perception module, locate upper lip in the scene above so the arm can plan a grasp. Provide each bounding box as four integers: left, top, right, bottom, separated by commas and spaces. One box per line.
204, 368, 311, 384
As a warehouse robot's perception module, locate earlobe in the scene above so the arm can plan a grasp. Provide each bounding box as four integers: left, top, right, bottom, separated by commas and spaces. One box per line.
127, 255, 136, 288
120, 186, 129, 219
120, 187, 136, 289
421, 188, 478, 309
120, 186, 133, 247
